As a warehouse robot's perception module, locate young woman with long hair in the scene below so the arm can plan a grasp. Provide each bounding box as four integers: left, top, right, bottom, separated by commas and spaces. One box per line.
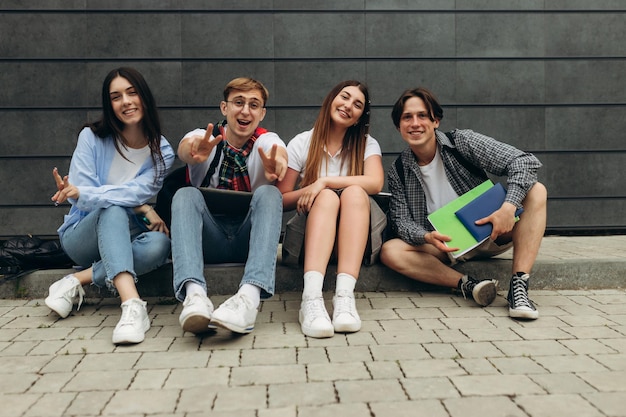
45, 67, 174, 345
278, 80, 384, 338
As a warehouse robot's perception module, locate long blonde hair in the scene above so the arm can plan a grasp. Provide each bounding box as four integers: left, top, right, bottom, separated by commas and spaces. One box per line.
301, 80, 371, 187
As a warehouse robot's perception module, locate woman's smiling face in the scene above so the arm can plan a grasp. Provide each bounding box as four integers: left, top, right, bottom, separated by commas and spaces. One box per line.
330, 86, 365, 129
109, 76, 144, 128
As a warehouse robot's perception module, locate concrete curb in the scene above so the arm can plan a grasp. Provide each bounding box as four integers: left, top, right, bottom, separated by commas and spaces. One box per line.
2, 255, 623, 300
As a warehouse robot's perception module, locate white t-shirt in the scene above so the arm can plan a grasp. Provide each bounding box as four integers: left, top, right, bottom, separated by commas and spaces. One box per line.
184, 127, 286, 191
107, 144, 151, 185
419, 146, 459, 214
287, 128, 382, 179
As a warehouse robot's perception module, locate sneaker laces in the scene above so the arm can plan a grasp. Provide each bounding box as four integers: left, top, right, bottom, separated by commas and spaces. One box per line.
61, 277, 85, 311
183, 292, 205, 307
510, 277, 533, 309
459, 277, 475, 300
223, 293, 252, 312
118, 300, 143, 327
73, 285, 86, 312
333, 291, 356, 316
302, 297, 329, 321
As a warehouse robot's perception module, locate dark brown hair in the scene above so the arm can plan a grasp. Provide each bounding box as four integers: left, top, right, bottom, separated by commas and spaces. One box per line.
85, 67, 165, 180
391, 87, 444, 128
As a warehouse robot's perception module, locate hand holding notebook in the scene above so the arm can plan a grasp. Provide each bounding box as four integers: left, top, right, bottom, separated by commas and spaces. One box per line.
454, 182, 523, 241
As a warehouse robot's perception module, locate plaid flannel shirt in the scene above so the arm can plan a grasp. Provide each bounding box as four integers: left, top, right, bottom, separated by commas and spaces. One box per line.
387, 129, 542, 247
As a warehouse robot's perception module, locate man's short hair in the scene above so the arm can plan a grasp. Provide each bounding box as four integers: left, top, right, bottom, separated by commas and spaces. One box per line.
391, 87, 444, 128
223, 77, 269, 105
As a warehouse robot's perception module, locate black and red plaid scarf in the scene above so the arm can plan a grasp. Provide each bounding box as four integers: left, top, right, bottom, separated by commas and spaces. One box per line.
216, 121, 267, 191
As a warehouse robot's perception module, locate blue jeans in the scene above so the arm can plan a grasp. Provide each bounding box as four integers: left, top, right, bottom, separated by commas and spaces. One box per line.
170, 185, 282, 302
60, 205, 171, 292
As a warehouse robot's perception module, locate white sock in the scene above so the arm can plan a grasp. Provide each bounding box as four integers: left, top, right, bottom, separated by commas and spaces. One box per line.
185, 282, 206, 298
303, 271, 325, 300
336, 273, 357, 294
238, 284, 261, 308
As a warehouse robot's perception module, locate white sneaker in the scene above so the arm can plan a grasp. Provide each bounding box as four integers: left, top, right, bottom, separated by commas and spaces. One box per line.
45, 274, 85, 318
179, 292, 214, 334
299, 296, 334, 338
211, 293, 257, 334
112, 298, 150, 345
332, 290, 361, 333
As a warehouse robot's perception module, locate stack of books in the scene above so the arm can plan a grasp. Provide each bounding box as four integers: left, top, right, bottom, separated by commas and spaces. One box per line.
427, 180, 523, 258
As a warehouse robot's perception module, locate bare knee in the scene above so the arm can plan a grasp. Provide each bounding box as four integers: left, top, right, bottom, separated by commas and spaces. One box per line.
380, 239, 406, 268
525, 182, 547, 207
340, 185, 369, 206
313, 189, 340, 211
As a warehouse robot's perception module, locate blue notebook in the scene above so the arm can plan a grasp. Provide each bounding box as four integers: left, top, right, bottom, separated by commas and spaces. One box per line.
454, 183, 523, 241
427, 180, 494, 258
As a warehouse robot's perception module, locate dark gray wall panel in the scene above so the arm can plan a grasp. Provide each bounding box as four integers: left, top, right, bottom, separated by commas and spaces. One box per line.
456, 0, 543, 9
0, 207, 66, 237
366, 61, 456, 104
545, 107, 626, 150
545, 0, 626, 11
0, 13, 85, 58
456, 61, 545, 104
545, 61, 626, 104
0, 63, 88, 107
86, 0, 182, 10
456, 107, 546, 151
181, 13, 274, 58
366, 0, 455, 10
366, 108, 399, 153
83, 13, 182, 58
274, 0, 364, 10
365, 13, 456, 57
545, 13, 626, 56
0, 111, 87, 157
274, 13, 366, 58
541, 153, 625, 197
1, 0, 84, 9
1, 158, 69, 205
179, 0, 273, 10
274, 109, 320, 145
547, 199, 626, 230
369, 108, 406, 154
456, 13, 545, 57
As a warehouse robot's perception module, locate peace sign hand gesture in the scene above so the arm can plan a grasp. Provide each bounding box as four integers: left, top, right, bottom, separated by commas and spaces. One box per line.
188, 123, 223, 164
258, 144, 288, 182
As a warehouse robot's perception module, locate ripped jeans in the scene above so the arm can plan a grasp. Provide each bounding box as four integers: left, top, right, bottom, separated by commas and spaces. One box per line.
60, 205, 171, 292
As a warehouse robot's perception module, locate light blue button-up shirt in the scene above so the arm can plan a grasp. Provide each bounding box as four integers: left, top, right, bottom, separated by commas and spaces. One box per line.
58, 127, 175, 235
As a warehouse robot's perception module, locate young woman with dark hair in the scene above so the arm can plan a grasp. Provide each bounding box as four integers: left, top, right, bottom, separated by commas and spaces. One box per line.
45, 67, 174, 345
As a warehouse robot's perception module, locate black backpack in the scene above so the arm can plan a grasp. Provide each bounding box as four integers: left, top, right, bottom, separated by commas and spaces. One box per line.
0, 235, 74, 278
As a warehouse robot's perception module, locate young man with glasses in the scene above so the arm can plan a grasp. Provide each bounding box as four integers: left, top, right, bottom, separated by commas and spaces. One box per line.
171, 77, 288, 335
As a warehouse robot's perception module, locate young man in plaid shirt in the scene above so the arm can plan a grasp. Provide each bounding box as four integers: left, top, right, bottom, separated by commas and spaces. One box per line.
381, 87, 547, 320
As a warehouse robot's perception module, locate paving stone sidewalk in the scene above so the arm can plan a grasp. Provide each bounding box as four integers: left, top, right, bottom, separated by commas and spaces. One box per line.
0, 287, 625, 417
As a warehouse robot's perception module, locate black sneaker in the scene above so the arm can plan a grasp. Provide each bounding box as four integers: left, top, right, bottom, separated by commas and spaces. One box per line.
459, 276, 498, 307
507, 274, 539, 319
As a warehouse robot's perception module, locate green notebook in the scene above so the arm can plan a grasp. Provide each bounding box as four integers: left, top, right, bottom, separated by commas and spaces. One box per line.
427, 180, 494, 258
